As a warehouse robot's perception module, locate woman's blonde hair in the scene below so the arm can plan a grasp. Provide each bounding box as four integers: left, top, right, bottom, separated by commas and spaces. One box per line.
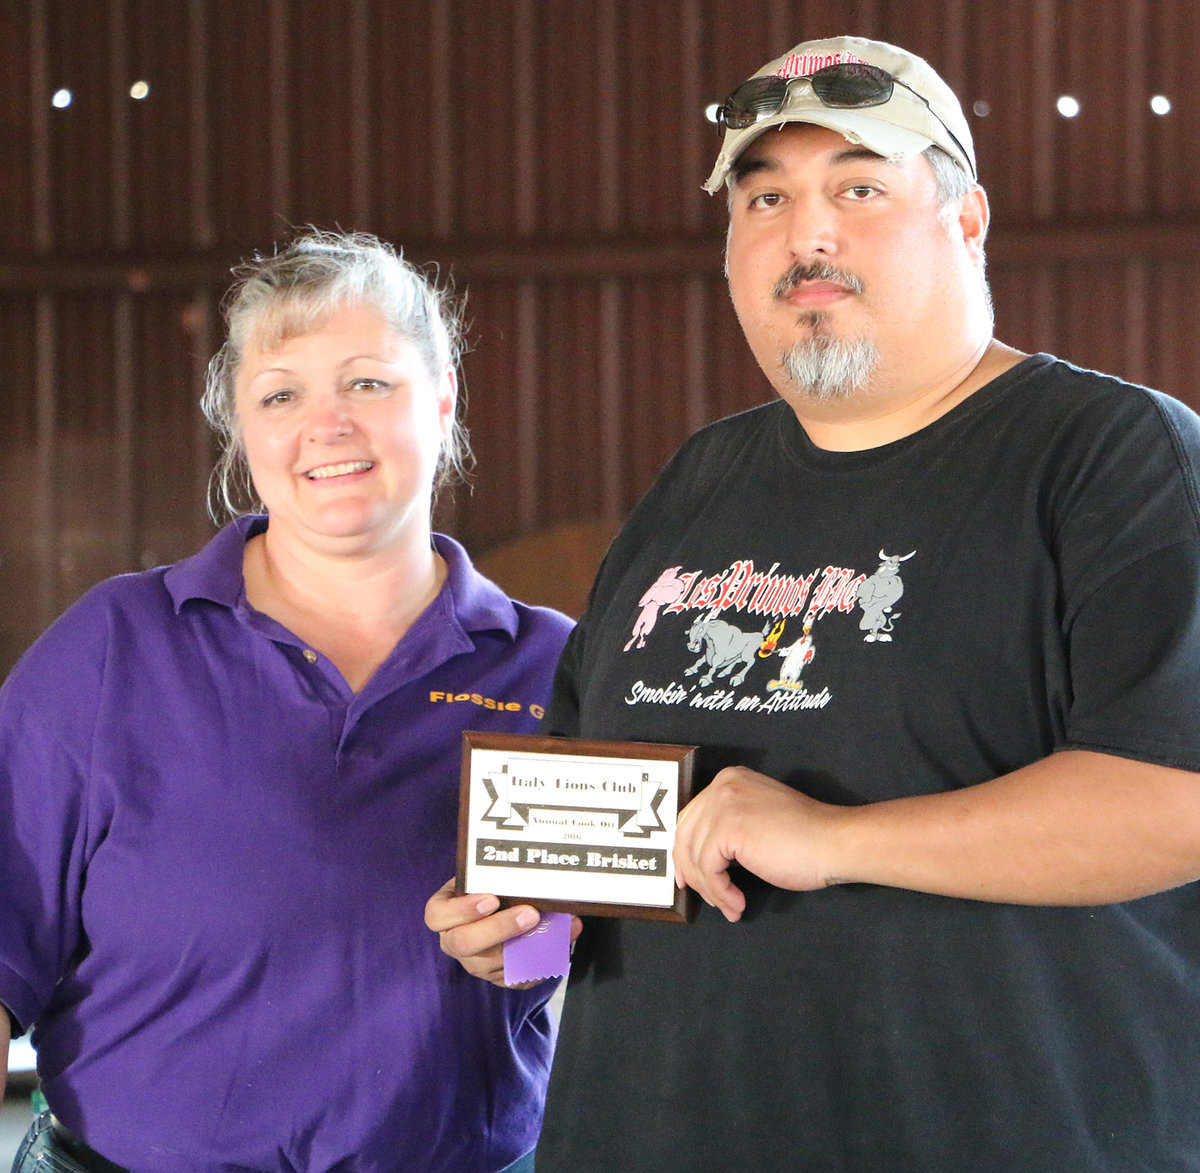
201, 228, 471, 519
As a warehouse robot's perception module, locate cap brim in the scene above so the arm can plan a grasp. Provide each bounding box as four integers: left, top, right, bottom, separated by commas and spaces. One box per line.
704, 102, 946, 194
700, 85, 974, 193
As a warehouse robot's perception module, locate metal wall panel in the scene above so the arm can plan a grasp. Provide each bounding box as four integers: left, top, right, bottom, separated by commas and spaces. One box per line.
2, 0, 1200, 669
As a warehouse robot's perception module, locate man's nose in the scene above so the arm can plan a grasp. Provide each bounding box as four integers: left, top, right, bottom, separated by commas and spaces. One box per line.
786, 194, 840, 259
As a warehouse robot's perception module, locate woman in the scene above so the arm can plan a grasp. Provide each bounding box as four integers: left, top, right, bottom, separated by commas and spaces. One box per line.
0, 230, 572, 1172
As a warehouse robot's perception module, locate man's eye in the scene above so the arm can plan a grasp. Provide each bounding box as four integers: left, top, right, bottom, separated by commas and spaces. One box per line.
749, 192, 782, 209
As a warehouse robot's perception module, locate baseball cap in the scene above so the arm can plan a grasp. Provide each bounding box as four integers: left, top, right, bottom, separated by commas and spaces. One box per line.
703, 35, 976, 193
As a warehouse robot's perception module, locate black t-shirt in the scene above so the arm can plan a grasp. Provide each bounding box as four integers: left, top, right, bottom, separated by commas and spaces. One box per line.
537, 355, 1200, 1172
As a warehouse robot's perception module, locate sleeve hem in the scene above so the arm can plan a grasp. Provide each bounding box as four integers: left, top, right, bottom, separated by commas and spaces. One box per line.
0, 960, 41, 1036
1056, 740, 1200, 774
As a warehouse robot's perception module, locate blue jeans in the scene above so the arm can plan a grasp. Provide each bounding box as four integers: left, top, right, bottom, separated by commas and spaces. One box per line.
12, 1111, 534, 1173
11, 1111, 89, 1173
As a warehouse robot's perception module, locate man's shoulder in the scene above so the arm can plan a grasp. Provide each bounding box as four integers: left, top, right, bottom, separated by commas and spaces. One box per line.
990, 356, 1200, 552
687, 398, 788, 445
1011, 353, 1189, 413
655, 399, 788, 484
985, 353, 1200, 453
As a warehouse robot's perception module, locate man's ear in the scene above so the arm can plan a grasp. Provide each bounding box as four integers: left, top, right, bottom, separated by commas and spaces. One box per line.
957, 185, 990, 266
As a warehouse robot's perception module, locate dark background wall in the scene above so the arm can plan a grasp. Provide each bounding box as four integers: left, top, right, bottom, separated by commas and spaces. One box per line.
2, 0, 1199, 671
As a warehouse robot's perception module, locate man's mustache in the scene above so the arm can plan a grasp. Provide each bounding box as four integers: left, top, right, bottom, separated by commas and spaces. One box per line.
773, 261, 864, 300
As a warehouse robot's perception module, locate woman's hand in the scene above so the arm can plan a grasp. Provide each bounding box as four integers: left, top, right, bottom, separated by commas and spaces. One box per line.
424, 879, 582, 987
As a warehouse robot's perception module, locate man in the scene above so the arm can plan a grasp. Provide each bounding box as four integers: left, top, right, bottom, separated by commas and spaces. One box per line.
429, 35, 1200, 1171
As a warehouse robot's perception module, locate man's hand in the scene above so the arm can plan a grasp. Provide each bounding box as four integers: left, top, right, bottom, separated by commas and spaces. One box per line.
674, 752, 1200, 914
424, 879, 583, 987
673, 766, 844, 922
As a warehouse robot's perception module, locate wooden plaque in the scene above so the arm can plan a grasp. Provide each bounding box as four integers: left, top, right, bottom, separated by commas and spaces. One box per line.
457, 731, 698, 922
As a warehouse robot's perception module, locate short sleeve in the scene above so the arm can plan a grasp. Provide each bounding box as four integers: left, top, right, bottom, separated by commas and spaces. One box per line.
1057, 391, 1200, 769
0, 689, 91, 1032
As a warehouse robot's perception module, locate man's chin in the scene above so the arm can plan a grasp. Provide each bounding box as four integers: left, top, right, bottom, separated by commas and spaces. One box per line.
780, 336, 878, 402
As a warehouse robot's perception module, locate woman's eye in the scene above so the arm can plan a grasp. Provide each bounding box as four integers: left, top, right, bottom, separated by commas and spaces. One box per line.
351, 378, 389, 393
261, 389, 294, 407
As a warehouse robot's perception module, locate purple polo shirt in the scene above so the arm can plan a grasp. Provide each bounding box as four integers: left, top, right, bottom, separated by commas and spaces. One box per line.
0, 517, 573, 1173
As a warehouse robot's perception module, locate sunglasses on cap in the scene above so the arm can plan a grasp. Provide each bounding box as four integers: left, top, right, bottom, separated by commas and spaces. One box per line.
715, 62, 974, 178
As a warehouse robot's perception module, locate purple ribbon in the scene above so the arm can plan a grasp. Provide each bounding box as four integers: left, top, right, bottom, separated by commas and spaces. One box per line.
503, 911, 572, 984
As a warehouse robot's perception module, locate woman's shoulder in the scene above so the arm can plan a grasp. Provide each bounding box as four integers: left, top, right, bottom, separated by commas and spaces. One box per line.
437, 533, 574, 642
508, 597, 576, 646
3, 567, 175, 704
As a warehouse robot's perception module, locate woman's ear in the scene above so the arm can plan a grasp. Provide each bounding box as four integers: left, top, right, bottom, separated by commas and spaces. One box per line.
437, 367, 458, 441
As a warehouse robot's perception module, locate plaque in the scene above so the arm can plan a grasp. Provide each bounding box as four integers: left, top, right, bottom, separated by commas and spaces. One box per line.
457, 731, 698, 922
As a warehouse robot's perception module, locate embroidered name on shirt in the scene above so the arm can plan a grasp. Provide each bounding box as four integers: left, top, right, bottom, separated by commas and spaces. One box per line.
428, 690, 546, 719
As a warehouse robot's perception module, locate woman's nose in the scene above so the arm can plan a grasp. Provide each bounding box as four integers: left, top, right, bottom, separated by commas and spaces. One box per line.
304, 397, 354, 442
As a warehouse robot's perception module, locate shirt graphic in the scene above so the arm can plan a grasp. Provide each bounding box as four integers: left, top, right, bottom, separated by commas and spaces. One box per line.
621, 548, 915, 715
